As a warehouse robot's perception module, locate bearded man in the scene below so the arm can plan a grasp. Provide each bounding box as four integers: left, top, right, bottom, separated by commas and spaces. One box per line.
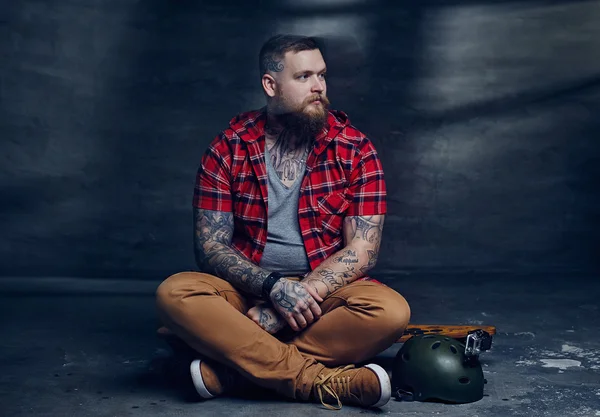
156, 34, 411, 410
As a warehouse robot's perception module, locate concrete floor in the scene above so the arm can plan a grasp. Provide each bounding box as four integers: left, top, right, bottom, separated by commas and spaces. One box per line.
1, 273, 599, 417
0, 274, 600, 417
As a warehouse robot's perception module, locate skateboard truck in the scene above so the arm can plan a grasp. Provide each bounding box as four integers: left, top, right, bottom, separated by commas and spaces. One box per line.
464, 329, 493, 358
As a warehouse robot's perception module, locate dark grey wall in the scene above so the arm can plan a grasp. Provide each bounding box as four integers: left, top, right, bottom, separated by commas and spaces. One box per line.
1, 0, 599, 279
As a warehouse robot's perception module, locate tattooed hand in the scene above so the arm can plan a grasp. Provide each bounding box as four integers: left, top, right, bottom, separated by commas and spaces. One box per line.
247, 305, 287, 334
269, 278, 323, 332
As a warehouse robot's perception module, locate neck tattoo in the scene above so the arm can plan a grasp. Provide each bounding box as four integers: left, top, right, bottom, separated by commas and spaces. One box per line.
267, 129, 309, 183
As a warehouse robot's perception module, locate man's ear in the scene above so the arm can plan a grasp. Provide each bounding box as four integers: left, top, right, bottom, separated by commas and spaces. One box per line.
262, 74, 277, 98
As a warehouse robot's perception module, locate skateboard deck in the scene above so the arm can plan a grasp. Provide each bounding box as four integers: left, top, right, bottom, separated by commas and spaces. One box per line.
157, 324, 496, 345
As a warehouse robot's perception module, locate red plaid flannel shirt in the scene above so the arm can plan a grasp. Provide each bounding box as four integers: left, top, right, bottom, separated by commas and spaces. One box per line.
193, 108, 387, 281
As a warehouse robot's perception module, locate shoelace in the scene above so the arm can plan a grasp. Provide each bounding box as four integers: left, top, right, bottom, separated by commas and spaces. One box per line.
314, 365, 355, 410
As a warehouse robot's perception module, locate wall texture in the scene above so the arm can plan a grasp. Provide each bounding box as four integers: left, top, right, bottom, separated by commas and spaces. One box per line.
1, 0, 599, 279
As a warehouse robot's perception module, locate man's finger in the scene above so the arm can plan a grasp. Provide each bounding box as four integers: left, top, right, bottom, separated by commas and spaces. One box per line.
304, 284, 323, 303
308, 298, 322, 319
303, 295, 322, 318
294, 312, 308, 329
285, 315, 300, 332
301, 308, 315, 325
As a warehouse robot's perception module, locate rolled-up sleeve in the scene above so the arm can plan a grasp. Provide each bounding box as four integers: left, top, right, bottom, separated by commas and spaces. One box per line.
346, 138, 387, 216
193, 134, 233, 212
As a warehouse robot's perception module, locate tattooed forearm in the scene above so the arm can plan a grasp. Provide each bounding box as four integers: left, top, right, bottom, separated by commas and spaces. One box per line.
194, 208, 269, 296
334, 249, 359, 266
303, 248, 362, 297
302, 215, 385, 298
318, 268, 345, 292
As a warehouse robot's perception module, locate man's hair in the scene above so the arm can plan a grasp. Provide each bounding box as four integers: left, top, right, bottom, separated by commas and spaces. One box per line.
259, 34, 319, 76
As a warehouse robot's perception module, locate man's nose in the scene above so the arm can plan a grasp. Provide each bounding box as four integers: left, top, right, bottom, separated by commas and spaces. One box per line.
311, 76, 325, 92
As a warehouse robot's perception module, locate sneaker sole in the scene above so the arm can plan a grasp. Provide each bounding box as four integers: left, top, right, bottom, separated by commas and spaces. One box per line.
364, 364, 391, 408
190, 359, 215, 399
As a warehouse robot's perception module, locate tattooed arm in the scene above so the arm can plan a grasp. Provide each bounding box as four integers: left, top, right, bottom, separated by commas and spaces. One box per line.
301, 215, 385, 299
195, 208, 323, 331
194, 208, 272, 296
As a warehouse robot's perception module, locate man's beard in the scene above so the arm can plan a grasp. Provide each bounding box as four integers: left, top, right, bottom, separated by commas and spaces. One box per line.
270, 94, 331, 146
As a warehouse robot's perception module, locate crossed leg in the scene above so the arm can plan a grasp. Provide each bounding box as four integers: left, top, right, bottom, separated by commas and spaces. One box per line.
156, 272, 410, 398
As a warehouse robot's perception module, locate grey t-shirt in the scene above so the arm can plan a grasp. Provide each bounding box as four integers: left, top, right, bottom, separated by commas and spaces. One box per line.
259, 145, 311, 276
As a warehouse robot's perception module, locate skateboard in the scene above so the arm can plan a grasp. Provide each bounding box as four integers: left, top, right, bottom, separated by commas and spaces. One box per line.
157, 324, 496, 350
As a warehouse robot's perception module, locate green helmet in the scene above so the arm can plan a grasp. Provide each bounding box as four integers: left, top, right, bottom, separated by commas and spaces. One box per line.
392, 334, 485, 403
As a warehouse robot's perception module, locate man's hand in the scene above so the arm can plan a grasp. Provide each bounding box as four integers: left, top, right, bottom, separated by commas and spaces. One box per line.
247, 305, 287, 334
269, 278, 323, 332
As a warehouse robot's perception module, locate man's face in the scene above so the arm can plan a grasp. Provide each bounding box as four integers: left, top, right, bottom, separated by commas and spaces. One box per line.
270, 49, 330, 125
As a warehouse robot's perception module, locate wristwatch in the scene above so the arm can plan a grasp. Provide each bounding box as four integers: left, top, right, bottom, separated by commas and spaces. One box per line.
262, 272, 284, 299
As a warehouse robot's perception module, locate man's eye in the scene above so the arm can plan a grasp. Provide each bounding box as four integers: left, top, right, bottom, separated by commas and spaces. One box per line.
319, 73, 326, 79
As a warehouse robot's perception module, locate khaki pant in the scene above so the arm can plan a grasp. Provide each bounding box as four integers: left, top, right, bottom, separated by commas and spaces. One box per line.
155, 272, 410, 400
